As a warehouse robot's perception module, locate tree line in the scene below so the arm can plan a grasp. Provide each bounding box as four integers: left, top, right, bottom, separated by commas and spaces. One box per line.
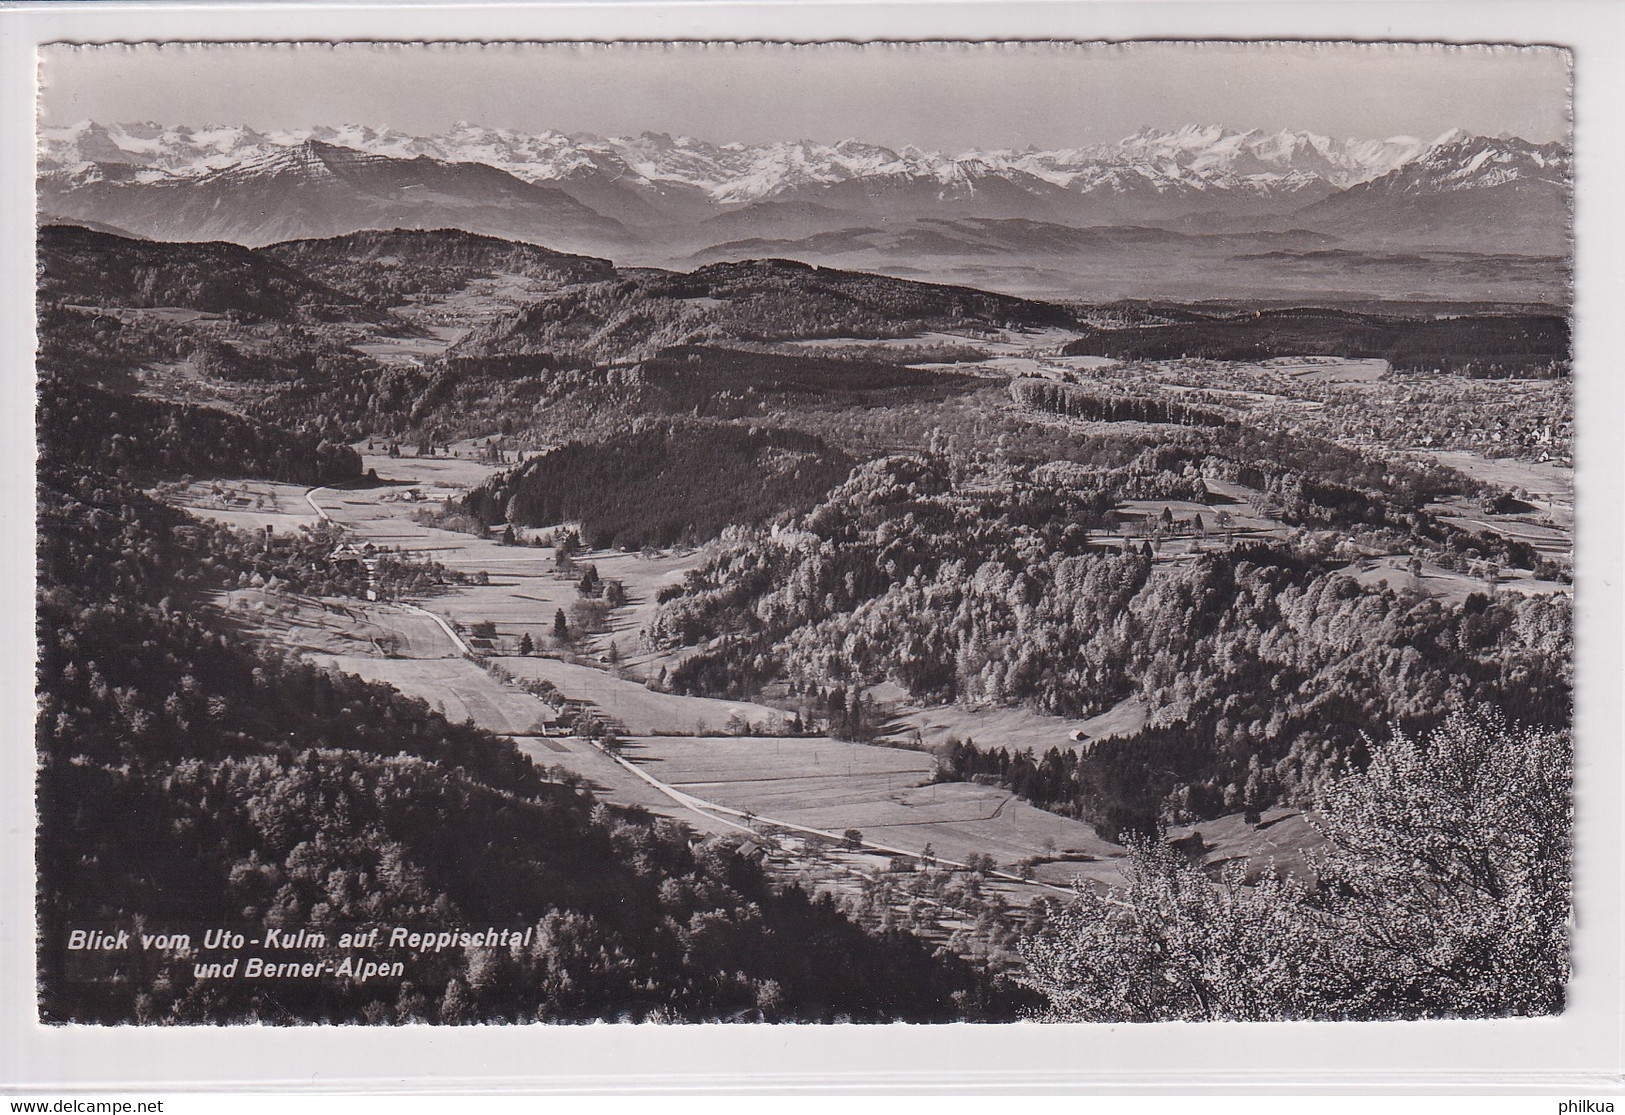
1062, 307, 1570, 377
1011, 377, 1233, 428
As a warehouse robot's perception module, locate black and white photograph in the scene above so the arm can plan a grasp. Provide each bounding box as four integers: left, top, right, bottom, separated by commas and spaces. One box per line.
22, 31, 1594, 1039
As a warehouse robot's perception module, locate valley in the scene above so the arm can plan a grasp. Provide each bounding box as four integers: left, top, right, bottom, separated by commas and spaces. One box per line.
35, 111, 1576, 1023
223, 447, 1138, 914
156, 281, 1571, 942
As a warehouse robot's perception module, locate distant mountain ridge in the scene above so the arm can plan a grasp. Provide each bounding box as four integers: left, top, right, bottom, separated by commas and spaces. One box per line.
36, 121, 1571, 300
39, 137, 629, 252
1294, 135, 1571, 253
40, 120, 1551, 219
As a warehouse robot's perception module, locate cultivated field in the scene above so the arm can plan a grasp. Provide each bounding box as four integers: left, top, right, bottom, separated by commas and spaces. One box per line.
1269, 356, 1389, 384
1118, 495, 1278, 533
1427, 450, 1572, 502
1424, 501, 1571, 562
396, 271, 571, 330
232, 580, 1133, 889
627, 734, 1129, 889
318, 652, 554, 734
64, 303, 222, 325
218, 581, 743, 835
1427, 450, 1574, 531
879, 694, 1146, 755
1164, 808, 1327, 882
350, 325, 465, 364
214, 588, 397, 657
494, 655, 791, 736
157, 478, 324, 534
307, 451, 705, 663
1342, 554, 1569, 603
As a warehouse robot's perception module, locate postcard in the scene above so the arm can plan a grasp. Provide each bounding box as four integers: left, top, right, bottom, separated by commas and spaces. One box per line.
8, 14, 1622, 1096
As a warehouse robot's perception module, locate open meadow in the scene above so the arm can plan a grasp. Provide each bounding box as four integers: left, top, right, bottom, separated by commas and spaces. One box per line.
875, 686, 1146, 754
493, 655, 788, 736
306, 450, 706, 660
155, 478, 324, 534
627, 734, 1129, 889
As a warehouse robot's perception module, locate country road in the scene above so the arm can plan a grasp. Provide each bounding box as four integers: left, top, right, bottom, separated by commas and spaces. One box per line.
304, 485, 333, 523
400, 602, 475, 656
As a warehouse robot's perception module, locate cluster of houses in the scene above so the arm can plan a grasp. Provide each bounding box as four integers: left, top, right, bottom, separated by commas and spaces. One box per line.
328, 541, 381, 601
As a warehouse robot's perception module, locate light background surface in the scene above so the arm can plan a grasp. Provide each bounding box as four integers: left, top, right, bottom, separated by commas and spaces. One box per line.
36, 39, 1572, 150
2, 0, 1621, 1095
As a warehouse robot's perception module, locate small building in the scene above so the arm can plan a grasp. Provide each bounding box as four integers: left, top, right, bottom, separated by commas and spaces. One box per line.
734, 840, 769, 863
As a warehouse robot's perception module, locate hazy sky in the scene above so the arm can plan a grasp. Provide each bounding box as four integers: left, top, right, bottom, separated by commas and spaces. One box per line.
38, 41, 1571, 150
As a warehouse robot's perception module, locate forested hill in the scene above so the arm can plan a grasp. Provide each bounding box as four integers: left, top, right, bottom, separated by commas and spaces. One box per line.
260, 228, 617, 304
465, 421, 855, 550
649, 453, 1571, 840
451, 257, 1079, 364
38, 374, 363, 485
36, 456, 1026, 1024
37, 224, 383, 324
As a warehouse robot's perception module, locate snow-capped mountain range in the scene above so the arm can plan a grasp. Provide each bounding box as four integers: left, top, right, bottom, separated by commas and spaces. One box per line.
36, 121, 1571, 281
38, 120, 1528, 207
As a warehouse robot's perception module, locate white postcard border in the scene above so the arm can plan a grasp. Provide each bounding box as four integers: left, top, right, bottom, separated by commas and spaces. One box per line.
2, 0, 1620, 1094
